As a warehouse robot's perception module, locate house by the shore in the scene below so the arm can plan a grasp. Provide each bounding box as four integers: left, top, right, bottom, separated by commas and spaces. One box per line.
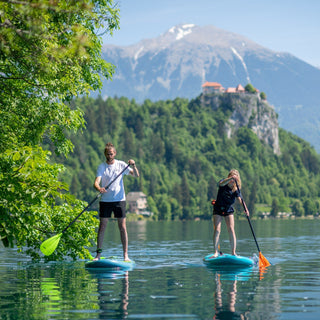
127, 191, 153, 216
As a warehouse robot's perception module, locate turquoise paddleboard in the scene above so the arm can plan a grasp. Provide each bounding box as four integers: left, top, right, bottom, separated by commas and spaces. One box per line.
203, 253, 255, 267
85, 257, 135, 270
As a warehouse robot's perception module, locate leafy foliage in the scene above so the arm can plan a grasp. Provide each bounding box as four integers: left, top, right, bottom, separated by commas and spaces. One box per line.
0, 0, 119, 260
245, 83, 257, 93
260, 92, 267, 100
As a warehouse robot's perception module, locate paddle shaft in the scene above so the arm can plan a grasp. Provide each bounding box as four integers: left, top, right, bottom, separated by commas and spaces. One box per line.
245, 214, 261, 252
234, 179, 261, 253
61, 163, 130, 234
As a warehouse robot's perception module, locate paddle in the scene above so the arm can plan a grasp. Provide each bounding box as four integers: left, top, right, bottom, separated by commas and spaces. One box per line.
40, 163, 131, 256
234, 179, 271, 267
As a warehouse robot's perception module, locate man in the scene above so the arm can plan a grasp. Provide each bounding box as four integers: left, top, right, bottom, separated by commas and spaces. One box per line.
93, 142, 139, 261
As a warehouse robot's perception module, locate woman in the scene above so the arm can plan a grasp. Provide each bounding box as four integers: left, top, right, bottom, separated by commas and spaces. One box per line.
212, 169, 249, 257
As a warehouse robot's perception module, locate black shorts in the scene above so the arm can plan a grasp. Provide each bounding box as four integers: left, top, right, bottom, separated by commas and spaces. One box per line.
99, 201, 126, 218
213, 207, 234, 217
213, 211, 234, 217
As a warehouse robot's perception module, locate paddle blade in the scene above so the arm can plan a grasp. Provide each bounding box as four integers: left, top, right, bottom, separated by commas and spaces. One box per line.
259, 252, 271, 267
40, 233, 62, 256
89, 254, 106, 261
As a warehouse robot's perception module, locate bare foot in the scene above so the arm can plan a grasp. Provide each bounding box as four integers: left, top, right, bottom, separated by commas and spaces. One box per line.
211, 252, 219, 258
93, 254, 101, 261
93, 249, 102, 261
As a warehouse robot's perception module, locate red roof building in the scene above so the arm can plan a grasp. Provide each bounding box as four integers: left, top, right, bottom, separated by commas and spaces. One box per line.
203, 82, 256, 95
225, 87, 237, 93
202, 81, 225, 94
236, 84, 245, 92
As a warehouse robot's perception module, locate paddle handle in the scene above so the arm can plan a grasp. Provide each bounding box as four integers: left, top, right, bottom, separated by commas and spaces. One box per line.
62, 163, 131, 233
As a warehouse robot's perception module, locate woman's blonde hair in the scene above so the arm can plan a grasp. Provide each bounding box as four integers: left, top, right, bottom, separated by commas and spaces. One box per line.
228, 169, 241, 190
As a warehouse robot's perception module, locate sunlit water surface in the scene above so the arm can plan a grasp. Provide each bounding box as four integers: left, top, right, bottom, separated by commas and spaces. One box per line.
1, 219, 320, 319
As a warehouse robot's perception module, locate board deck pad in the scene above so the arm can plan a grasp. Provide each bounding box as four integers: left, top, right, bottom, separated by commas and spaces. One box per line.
203, 253, 255, 267
85, 257, 135, 270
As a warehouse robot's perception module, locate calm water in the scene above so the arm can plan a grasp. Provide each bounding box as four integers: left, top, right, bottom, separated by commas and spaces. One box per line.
1, 219, 320, 320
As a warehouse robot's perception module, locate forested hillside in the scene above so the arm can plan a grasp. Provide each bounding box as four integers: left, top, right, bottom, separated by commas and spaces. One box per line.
53, 95, 320, 219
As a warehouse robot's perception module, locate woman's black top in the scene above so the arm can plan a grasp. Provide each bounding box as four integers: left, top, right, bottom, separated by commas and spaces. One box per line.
214, 183, 241, 215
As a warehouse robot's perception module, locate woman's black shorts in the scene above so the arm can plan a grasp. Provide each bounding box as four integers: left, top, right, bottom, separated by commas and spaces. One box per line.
213, 211, 234, 217
213, 207, 234, 217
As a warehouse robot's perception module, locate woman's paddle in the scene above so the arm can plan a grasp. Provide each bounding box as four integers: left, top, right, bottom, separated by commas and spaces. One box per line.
40, 163, 131, 256
234, 179, 271, 267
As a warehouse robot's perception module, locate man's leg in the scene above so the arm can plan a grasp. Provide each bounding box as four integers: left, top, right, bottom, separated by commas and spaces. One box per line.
93, 217, 108, 260
118, 218, 129, 261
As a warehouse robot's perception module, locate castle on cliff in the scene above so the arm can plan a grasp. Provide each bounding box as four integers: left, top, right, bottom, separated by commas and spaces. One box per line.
202, 81, 259, 95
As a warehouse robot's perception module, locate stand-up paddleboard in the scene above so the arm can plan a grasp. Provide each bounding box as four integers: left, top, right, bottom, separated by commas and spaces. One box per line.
85, 257, 135, 270
203, 253, 255, 267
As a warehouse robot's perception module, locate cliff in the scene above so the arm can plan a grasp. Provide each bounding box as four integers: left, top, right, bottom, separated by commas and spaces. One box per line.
201, 92, 280, 155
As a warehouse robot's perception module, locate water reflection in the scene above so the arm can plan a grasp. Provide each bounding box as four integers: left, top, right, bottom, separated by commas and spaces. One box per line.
206, 265, 254, 281
41, 277, 62, 310
1, 220, 320, 319
206, 266, 253, 320
206, 264, 272, 319
214, 275, 243, 320
87, 268, 130, 319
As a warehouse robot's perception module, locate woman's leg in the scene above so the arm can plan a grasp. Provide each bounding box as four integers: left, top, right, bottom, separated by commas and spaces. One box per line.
213, 215, 223, 257
225, 215, 237, 255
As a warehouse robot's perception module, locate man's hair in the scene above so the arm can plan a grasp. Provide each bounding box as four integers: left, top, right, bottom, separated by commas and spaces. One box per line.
104, 142, 115, 153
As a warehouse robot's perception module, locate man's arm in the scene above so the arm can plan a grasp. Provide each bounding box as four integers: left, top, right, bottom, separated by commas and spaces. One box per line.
128, 159, 139, 177
94, 176, 104, 192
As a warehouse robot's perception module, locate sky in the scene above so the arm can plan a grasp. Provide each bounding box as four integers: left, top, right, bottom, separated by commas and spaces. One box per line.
103, 0, 320, 68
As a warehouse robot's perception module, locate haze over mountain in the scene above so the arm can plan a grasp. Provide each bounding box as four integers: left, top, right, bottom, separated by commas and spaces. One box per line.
99, 24, 320, 151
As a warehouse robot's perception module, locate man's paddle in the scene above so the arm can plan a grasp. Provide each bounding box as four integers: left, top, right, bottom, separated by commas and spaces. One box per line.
234, 179, 271, 268
40, 163, 131, 256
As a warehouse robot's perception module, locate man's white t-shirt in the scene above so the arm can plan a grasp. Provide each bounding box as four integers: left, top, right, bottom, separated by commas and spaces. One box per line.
96, 160, 131, 202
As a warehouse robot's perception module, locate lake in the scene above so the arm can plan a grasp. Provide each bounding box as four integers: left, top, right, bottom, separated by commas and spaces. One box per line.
1, 219, 320, 319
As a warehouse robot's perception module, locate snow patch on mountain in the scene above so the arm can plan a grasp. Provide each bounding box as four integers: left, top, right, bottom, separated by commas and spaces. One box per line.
134, 46, 144, 60
169, 24, 195, 40
231, 46, 251, 83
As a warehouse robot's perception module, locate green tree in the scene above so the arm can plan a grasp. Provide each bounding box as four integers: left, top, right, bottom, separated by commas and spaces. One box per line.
207, 176, 218, 201
247, 180, 258, 216
245, 83, 257, 93
303, 199, 317, 216
270, 198, 279, 217
157, 195, 171, 220
236, 127, 260, 158
292, 199, 305, 217
260, 92, 267, 100
0, 0, 119, 260
147, 196, 159, 219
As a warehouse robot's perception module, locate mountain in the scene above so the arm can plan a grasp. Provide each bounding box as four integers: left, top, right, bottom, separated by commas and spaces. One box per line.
99, 24, 320, 151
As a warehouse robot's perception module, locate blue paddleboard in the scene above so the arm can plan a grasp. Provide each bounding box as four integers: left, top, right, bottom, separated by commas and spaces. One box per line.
203, 253, 254, 267
85, 257, 135, 270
